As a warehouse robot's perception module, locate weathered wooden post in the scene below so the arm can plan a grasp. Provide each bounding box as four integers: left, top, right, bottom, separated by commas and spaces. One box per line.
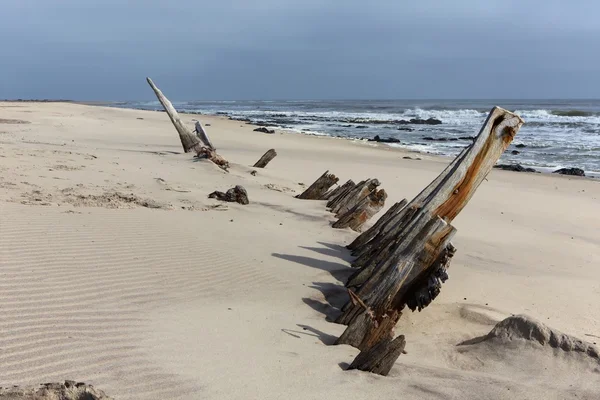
336, 107, 524, 375
253, 149, 278, 168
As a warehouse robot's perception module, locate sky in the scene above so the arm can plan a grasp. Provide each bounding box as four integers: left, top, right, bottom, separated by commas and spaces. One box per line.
1, 0, 599, 100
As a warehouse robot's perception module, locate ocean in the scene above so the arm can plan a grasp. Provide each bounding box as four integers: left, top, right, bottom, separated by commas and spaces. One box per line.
114, 99, 600, 175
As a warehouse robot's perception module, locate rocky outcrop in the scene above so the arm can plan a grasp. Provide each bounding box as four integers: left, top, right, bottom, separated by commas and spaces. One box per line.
515, 143, 527, 148
398, 117, 442, 125
0, 381, 112, 399
553, 167, 585, 177
494, 164, 538, 173
253, 127, 275, 134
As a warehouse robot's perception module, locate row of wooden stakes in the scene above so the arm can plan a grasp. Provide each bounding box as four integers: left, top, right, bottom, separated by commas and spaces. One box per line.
296, 172, 388, 232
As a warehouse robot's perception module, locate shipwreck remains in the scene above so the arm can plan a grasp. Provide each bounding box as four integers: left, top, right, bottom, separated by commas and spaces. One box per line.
299, 107, 523, 375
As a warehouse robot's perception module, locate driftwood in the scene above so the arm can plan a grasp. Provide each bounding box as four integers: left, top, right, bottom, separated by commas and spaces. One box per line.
296, 171, 339, 200
347, 335, 406, 375
194, 121, 216, 150
332, 188, 387, 232
208, 185, 249, 205
253, 149, 277, 168
146, 77, 229, 170
334, 107, 523, 375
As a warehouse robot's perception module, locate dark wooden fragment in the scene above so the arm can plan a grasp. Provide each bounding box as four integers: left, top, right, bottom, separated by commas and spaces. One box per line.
332, 189, 387, 232
332, 179, 380, 216
327, 180, 359, 209
347, 335, 406, 376
296, 171, 339, 200
208, 185, 249, 205
346, 199, 407, 253
253, 149, 277, 168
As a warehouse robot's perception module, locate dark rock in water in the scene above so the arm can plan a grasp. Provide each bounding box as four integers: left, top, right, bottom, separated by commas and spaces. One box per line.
397, 127, 414, 131
494, 164, 538, 173
515, 143, 527, 148
369, 135, 401, 143
511, 150, 520, 155
423, 136, 459, 142
459, 136, 476, 140
355, 125, 368, 129
253, 127, 275, 134
553, 167, 585, 177
342, 124, 353, 128
398, 117, 442, 125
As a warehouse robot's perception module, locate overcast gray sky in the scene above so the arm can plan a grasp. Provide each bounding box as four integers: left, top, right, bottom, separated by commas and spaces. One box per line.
1, 0, 598, 100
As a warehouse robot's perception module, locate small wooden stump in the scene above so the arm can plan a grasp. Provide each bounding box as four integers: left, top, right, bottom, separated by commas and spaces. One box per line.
332, 189, 387, 232
347, 335, 406, 376
296, 170, 339, 200
253, 149, 277, 168
209, 185, 249, 205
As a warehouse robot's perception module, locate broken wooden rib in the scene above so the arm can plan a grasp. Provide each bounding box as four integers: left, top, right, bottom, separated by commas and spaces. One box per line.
332, 188, 387, 232
332, 179, 381, 216
296, 170, 339, 199
194, 120, 216, 150
347, 107, 523, 282
346, 199, 408, 253
347, 335, 406, 376
146, 77, 229, 170
253, 149, 277, 168
323, 179, 354, 202
327, 180, 358, 209
336, 215, 456, 347
334, 107, 523, 375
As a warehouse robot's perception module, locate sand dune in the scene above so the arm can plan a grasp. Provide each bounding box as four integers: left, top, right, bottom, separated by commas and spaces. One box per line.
0, 102, 599, 399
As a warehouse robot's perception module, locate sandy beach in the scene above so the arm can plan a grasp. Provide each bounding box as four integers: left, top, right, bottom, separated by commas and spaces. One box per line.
1, 101, 599, 399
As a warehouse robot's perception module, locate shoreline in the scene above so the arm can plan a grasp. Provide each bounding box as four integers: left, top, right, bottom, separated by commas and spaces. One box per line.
99, 101, 600, 180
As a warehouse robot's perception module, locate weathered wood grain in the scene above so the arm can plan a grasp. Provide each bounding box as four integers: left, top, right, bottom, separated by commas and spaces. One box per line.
296, 171, 339, 200
253, 149, 277, 168
146, 77, 201, 153
332, 189, 387, 232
